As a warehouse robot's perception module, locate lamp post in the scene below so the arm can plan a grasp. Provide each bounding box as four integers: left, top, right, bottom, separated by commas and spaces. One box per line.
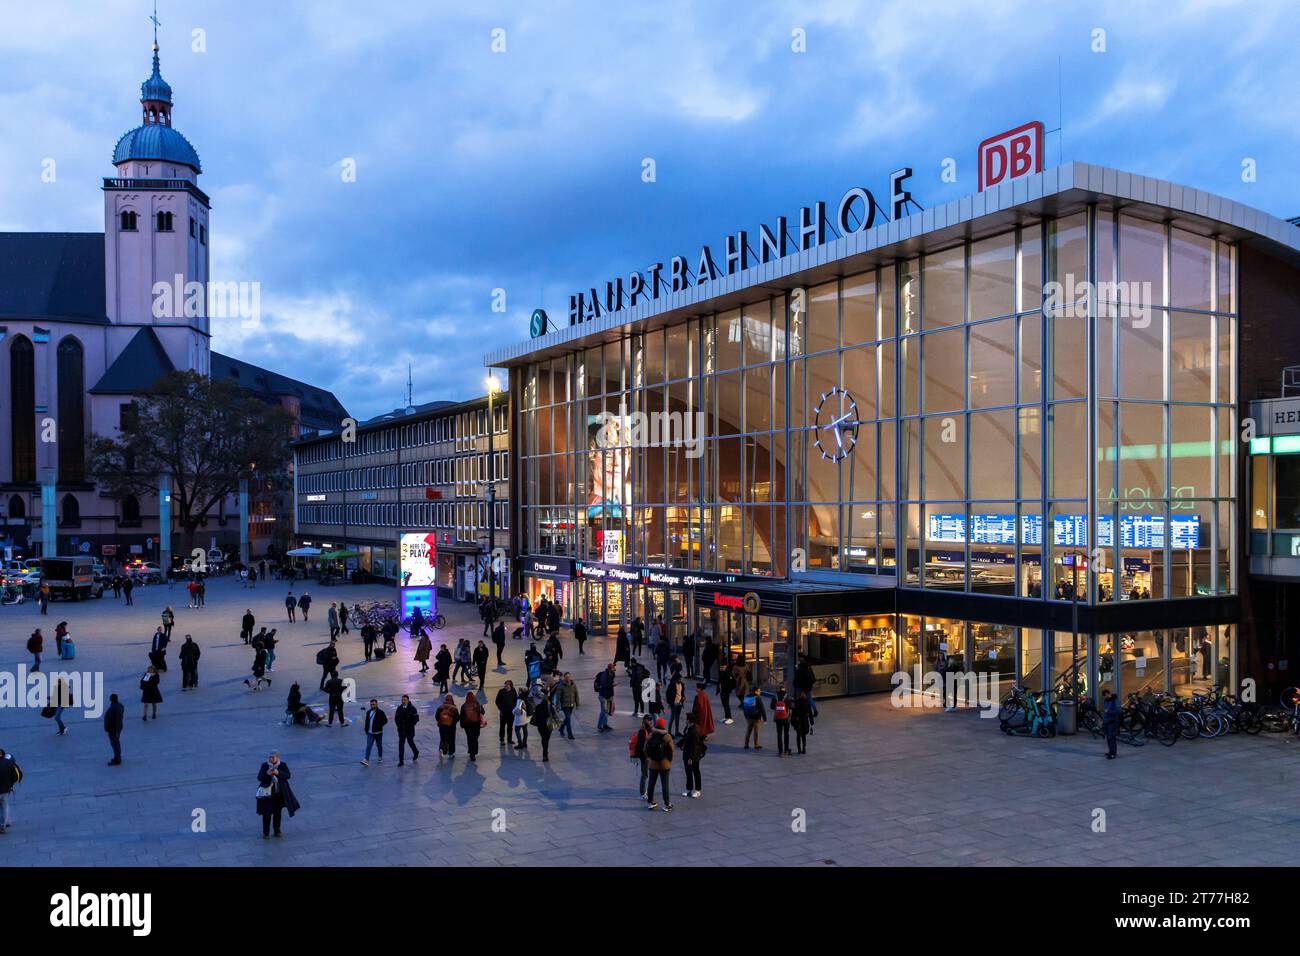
485, 373, 501, 606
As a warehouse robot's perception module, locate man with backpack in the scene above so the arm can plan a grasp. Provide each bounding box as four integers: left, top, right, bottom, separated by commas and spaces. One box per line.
628, 714, 653, 799
0, 748, 21, 833
742, 685, 767, 750
772, 686, 792, 756
317, 639, 339, 691
594, 664, 615, 732
643, 717, 674, 812
679, 712, 706, 799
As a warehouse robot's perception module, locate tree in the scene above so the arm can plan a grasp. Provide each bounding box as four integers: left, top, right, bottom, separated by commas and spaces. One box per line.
88, 370, 294, 557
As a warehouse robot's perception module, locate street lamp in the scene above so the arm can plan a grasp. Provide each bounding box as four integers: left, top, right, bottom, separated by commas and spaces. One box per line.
485, 373, 502, 606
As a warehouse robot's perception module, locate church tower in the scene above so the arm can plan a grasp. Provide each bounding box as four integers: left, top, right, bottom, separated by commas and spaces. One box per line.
102, 26, 210, 375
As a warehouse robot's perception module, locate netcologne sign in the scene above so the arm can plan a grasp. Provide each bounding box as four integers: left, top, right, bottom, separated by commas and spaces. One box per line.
567, 169, 918, 326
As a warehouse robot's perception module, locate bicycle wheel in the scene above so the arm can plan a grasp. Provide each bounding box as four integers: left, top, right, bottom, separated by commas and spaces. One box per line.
997, 695, 1021, 724
1198, 712, 1225, 738
433, 614, 446, 629
1240, 709, 1263, 734
1176, 711, 1199, 740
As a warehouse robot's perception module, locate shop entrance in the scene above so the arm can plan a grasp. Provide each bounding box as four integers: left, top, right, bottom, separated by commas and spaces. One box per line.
701, 607, 791, 693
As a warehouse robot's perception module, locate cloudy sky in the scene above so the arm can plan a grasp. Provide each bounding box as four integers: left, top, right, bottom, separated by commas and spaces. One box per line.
2, 0, 1297, 416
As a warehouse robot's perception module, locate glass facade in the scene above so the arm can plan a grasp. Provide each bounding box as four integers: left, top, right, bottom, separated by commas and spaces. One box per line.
515, 207, 1239, 695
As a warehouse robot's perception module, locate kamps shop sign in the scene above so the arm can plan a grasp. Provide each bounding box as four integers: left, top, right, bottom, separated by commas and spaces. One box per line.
565, 122, 1045, 328
567, 168, 919, 327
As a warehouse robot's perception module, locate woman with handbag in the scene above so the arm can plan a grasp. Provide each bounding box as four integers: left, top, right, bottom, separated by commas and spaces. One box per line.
255, 751, 300, 839
139, 665, 162, 721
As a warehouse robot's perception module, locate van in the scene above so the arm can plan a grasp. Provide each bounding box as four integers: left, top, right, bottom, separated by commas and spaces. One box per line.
40, 556, 103, 600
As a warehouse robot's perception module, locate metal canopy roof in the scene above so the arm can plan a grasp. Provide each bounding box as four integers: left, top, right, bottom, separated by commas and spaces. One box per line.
485, 161, 1300, 369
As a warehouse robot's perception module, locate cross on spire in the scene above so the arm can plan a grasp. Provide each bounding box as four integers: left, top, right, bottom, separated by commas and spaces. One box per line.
149, 1, 161, 48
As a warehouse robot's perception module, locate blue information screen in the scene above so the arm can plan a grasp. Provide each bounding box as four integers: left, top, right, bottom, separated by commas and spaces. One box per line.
927, 513, 1199, 548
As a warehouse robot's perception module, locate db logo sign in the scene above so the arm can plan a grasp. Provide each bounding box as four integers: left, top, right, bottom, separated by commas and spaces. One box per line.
978, 121, 1043, 192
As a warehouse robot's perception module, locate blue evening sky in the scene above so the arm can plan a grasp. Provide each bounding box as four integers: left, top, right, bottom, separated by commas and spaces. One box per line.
2, 0, 1296, 417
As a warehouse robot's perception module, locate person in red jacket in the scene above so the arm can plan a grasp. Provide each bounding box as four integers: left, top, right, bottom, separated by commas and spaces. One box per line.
690, 682, 715, 738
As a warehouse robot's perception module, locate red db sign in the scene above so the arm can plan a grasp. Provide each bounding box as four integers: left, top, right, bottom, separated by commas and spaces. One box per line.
978, 121, 1043, 191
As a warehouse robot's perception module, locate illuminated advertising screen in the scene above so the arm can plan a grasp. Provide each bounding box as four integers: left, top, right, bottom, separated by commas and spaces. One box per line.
398, 532, 438, 621
586, 413, 630, 520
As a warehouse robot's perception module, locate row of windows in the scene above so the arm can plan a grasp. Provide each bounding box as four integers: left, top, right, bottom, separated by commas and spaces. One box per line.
118, 209, 206, 244
296, 405, 509, 464
298, 451, 509, 495
8, 336, 86, 484
298, 500, 510, 531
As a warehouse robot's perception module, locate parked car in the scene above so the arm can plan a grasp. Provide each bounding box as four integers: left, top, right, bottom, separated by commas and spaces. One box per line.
126, 561, 165, 585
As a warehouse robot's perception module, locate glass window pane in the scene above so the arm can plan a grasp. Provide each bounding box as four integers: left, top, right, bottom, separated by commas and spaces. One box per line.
1020, 223, 1042, 314
1051, 212, 1087, 294
969, 233, 1015, 321
900, 259, 919, 335
645, 329, 665, 384
969, 410, 1015, 500
1120, 216, 1166, 303
1118, 403, 1166, 501
1019, 312, 1042, 404
1171, 228, 1213, 311
842, 271, 877, 346
881, 264, 897, 339
1170, 312, 1212, 403
716, 310, 743, 371
842, 345, 878, 421
922, 246, 964, 330
923, 414, 965, 500
1018, 407, 1042, 500
1119, 310, 1165, 400
968, 318, 1014, 408
922, 328, 965, 414
1170, 405, 1212, 500
1049, 403, 1087, 499
743, 365, 771, 433
808, 281, 839, 354
1050, 312, 1087, 400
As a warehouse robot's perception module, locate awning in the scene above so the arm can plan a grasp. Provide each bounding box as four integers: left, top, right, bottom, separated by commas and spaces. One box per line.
320, 549, 361, 561
286, 547, 322, 557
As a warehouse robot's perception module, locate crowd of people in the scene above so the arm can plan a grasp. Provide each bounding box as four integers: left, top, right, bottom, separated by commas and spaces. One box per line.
5, 576, 832, 841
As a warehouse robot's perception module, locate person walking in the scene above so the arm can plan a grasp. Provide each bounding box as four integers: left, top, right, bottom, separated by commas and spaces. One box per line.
1102, 688, 1120, 759
186, 578, 199, 609
316, 640, 339, 691
111, 574, 122, 600
793, 654, 819, 726
473, 641, 490, 691
263, 628, 278, 672
598, 665, 618, 733
792, 690, 812, 755
26, 629, 43, 672
631, 617, 644, 657
492, 619, 506, 667
122, 577, 134, 606
360, 699, 388, 766
512, 691, 531, 750
324, 674, 348, 726
717, 657, 735, 724
338, 602, 350, 635
681, 631, 696, 679
630, 714, 653, 799
435, 694, 459, 758
179, 635, 201, 690
531, 689, 554, 762
149, 626, 169, 673
48, 677, 71, 736
161, 606, 175, 640
285, 591, 297, 622
0, 748, 22, 833
362, 623, 377, 662
241, 608, 255, 644
556, 671, 579, 740
573, 617, 587, 655
37, 583, 49, 615
679, 712, 706, 799
644, 717, 674, 812
772, 686, 792, 756
245, 639, 271, 690
690, 682, 716, 740
934, 646, 952, 711
408, 628, 428, 671
247, 567, 257, 589
298, 592, 312, 623
700, 637, 719, 686
734, 661, 751, 718
496, 680, 518, 745
742, 683, 766, 750
395, 694, 420, 766
460, 692, 484, 762
614, 627, 630, 668
256, 751, 299, 839
327, 603, 340, 640
433, 644, 452, 693
667, 671, 686, 735
140, 665, 162, 721
104, 693, 125, 765
453, 640, 473, 685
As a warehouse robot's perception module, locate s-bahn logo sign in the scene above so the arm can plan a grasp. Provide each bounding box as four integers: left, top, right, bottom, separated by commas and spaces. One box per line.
568, 169, 919, 326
